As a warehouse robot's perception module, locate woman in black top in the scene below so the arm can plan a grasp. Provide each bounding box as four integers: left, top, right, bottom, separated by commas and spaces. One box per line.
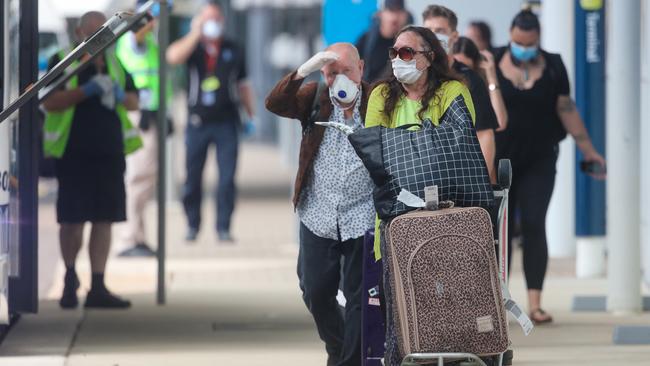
495, 10, 605, 324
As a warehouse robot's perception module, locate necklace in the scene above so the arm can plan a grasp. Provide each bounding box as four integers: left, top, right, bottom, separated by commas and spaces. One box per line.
515, 64, 530, 89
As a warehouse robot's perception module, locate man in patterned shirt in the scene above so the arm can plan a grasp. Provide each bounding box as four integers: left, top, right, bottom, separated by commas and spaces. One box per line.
266, 43, 374, 366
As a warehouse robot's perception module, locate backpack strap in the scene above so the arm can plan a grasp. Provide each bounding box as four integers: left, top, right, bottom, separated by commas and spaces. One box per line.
303, 81, 326, 135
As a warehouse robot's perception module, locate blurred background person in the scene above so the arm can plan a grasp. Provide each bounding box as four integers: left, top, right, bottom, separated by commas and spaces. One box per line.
466, 20, 494, 52
451, 36, 508, 132
422, 5, 501, 181
115, 0, 172, 257
355, 0, 410, 84
166, 0, 256, 243
42, 11, 142, 309
493, 9, 605, 324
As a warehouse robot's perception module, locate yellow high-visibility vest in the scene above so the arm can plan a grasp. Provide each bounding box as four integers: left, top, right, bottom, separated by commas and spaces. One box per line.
43, 50, 142, 158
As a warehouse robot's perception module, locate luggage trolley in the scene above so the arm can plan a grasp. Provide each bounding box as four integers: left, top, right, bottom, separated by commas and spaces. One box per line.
399, 159, 513, 366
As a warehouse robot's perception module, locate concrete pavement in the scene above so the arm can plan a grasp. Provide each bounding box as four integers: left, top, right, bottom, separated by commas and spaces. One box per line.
1, 144, 650, 365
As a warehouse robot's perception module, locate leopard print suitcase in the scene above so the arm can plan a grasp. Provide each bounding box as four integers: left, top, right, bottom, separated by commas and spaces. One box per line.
382, 206, 508, 364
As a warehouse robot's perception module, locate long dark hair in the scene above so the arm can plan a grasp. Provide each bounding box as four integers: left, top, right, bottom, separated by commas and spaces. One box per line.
451, 36, 487, 83
379, 26, 460, 121
452, 36, 481, 71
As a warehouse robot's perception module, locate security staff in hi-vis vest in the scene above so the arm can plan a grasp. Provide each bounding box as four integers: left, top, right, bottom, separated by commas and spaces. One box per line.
114, 0, 172, 258
167, 0, 256, 243
42, 11, 142, 309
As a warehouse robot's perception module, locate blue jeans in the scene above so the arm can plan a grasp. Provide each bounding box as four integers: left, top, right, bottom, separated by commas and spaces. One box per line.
183, 121, 239, 233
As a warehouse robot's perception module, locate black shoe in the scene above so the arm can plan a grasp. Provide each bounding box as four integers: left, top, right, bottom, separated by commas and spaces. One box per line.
217, 231, 235, 243
326, 355, 339, 366
84, 288, 132, 309
503, 349, 513, 366
59, 272, 80, 309
118, 243, 156, 257
185, 228, 199, 242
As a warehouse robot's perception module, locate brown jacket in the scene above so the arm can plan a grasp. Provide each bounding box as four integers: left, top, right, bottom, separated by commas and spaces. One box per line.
265, 70, 371, 207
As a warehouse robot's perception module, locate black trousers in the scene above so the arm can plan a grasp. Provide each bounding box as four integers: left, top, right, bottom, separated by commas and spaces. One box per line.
508, 152, 558, 290
298, 223, 362, 366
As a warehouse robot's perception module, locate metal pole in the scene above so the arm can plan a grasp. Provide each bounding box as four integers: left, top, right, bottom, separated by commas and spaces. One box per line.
0, 2, 156, 124
542, 0, 577, 259
641, 0, 650, 288
606, 0, 641, 313
641, 0, 650, 290
156, 0, 168, 306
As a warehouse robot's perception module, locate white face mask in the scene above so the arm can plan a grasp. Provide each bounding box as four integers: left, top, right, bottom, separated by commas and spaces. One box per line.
392, 58, 423, 85
202, 20, 223, 40
329, 74, 360, 106
435, 33, 450, 54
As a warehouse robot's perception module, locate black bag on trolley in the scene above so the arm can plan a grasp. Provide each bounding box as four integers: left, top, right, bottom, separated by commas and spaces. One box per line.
348, 95, 494, 218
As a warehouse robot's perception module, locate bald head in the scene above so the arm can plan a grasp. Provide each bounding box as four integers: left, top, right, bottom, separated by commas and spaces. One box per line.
326, 43, 360, 63
321, 42, 364, 86
77, 11, 107, 41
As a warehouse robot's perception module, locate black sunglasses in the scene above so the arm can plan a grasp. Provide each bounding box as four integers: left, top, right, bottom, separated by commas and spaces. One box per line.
388, 47, 430, 61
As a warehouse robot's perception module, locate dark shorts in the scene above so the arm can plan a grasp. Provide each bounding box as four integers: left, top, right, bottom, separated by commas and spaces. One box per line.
55, 155, 126, 224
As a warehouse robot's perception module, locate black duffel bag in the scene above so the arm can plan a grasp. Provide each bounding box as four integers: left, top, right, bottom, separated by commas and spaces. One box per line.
349, 95, 494, 219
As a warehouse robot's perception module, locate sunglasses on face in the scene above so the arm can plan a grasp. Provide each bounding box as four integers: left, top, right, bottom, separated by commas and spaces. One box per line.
388, 47, 430, 61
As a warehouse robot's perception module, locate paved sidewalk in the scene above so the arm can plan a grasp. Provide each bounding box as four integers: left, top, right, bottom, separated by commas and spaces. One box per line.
1, 144, 649, 365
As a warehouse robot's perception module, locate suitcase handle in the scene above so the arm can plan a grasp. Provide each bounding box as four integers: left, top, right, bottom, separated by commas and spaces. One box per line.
437, 201, 454, 209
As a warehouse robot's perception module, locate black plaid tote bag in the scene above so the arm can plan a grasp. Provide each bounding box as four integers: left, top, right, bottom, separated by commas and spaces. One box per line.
350, 95, 494, 219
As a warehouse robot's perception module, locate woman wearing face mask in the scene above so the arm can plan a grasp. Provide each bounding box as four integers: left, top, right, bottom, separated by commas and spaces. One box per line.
366, 26, 475, 247
452, 36, 508, 132
365, 25, 478, 366
365, 26, 473, 129
493, 9, 605, 325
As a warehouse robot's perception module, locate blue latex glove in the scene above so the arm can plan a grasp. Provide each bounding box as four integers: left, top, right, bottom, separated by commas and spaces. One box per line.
113, 83, 126, 104
242, 119, 256, 138
81, 80, 103, 98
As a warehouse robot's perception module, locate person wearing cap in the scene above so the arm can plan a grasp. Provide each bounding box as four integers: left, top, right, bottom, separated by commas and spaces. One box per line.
166, 0, 255, 243
355, 0, 410, 83
115, 0, 172, 257
42, 11, 142, 309
266, 43, 373, 366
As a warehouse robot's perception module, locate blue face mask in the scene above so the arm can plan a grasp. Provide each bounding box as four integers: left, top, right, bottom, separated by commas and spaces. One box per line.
510, 41, 538, 62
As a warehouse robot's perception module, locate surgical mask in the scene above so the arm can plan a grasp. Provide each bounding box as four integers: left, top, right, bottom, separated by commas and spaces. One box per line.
202, 20, 223, 40
510, 41, 538, 62
435, 33, 450, 54
329, 74, 359, 107
392, 58, 423, 85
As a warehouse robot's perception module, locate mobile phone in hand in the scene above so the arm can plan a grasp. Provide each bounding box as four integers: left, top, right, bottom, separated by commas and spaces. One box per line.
580, 160, 606, 175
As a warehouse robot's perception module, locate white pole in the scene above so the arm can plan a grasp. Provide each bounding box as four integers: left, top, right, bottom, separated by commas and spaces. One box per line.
640, 0, 650, 289
606, 0, 642, 313
542, 0, 576, 258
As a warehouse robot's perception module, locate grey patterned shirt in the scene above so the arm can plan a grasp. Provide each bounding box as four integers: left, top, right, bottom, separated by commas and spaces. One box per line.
297, 95, 375, 242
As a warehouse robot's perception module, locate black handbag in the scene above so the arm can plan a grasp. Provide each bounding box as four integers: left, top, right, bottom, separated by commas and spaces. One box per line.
349, 95, 494, 219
